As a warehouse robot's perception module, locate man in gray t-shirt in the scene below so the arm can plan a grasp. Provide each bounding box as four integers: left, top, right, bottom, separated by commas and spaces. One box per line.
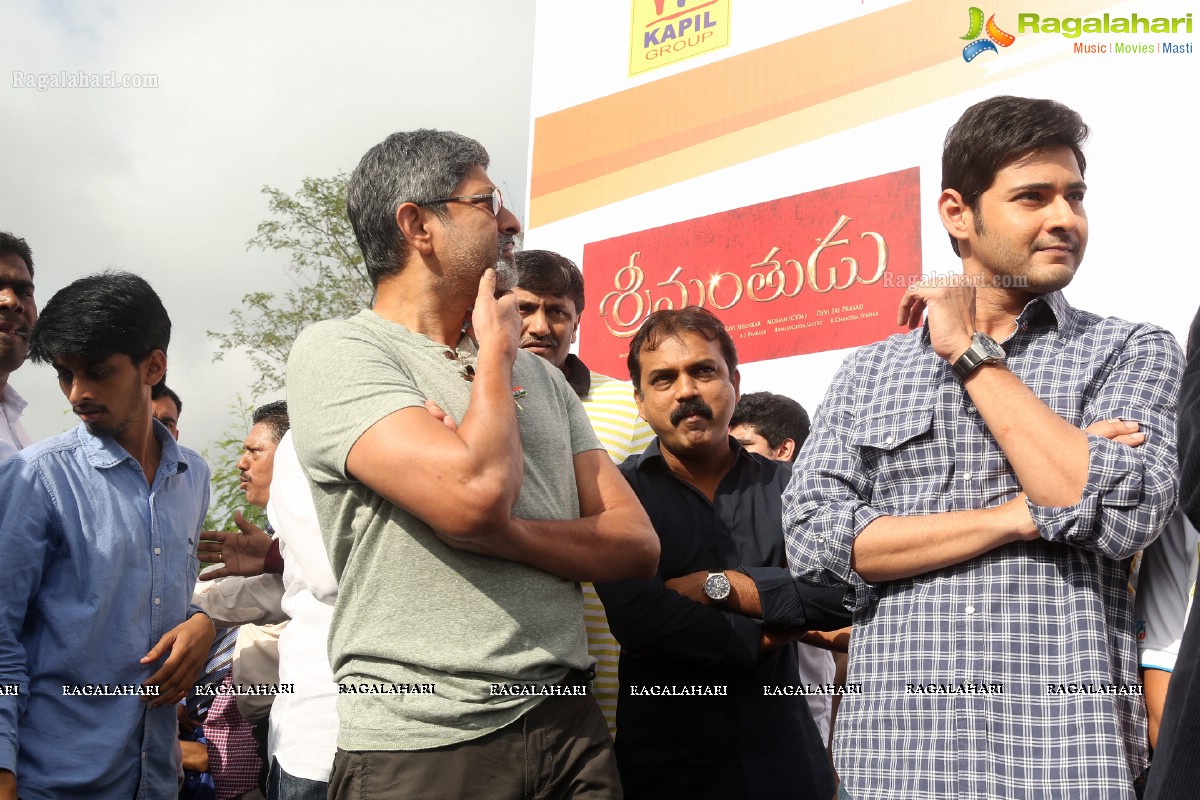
286, 129, 658, 800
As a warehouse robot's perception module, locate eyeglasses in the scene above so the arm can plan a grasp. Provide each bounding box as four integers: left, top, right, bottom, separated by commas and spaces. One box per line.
417, 188, 504, 217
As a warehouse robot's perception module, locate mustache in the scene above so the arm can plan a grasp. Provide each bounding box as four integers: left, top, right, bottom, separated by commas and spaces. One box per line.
670, 398, 714, 427
1034, 235, 1077, 251
0, 324, 31, 337
520, 334, 559, 349
73, 405, 106, 415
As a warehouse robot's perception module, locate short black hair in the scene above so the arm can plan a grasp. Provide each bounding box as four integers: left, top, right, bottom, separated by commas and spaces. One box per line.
942, 96, 1089, 255
730, 391, 810, 458
152, 384, 183, 415
0, 231, 34, 278
251, 400, 289, 443
513, 250, 585, 314
30, 270, 170, 370
627, 307, 737, 392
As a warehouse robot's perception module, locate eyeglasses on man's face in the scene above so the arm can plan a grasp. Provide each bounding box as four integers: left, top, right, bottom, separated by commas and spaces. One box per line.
417, 187, 505, 217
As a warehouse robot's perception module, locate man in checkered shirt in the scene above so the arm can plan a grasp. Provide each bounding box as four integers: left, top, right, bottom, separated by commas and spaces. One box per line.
783, 95, 1182, 799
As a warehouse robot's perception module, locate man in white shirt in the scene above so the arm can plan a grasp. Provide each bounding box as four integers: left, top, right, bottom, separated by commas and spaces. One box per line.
263, 431, 338, 800
0, 232, 37, 461
196, 415, 338, 800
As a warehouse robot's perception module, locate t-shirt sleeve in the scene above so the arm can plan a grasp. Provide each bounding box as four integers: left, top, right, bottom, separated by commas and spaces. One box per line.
1136, 510, 1200, 671
567, 387, 602, 457
286, 317, 426, 483
535, 356, 601, 457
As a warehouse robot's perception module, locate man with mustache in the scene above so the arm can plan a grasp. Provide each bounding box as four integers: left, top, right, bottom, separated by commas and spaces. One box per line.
0, 271, 213, 800
784, 96, 1181, 799
286, 129, 658, 800
511, 249, 655, 736
595, 307, 851, 799
0, 232, 37, 462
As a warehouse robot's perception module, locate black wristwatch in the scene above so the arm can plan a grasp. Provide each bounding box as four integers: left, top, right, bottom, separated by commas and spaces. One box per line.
703, 571, 732, 602
952, 332, 1005, 381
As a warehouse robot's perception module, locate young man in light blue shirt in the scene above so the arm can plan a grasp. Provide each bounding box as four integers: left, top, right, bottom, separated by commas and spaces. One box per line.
0, 271, 213, 800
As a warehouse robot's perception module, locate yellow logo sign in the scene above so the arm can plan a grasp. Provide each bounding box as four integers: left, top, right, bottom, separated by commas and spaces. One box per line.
629, 0, 731, 76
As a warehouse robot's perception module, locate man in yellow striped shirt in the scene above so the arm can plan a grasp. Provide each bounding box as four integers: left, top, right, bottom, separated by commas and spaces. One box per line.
512, 250, 655, 735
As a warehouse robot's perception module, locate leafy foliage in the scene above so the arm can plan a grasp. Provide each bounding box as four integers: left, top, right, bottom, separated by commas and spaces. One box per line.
208, 173, 371, 395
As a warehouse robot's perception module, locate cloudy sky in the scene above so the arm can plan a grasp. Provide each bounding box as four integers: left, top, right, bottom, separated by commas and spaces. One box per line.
2, 0, 535, 460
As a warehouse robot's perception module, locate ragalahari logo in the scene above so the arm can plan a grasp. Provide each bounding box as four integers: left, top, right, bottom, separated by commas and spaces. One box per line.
961, 7, 1016, 61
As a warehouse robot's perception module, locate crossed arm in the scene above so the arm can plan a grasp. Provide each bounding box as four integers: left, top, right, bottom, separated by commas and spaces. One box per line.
341, 274, 658, 582
793, 285, 1182, 594
599, 565, 849, 670
663, 569, 851, 652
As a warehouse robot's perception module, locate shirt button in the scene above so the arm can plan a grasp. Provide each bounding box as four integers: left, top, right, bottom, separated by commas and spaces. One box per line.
154, 547, 161, 555
965, 604, 976, 615
722, 528, 732, 538
963, 472, 972, 481
966, 405, 977, 414
883, 435, 895, 446
154, 597, 161, 606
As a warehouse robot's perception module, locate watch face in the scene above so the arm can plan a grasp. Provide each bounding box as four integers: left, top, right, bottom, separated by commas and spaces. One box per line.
704, 572, 732, 601
974, 332, 1006, 360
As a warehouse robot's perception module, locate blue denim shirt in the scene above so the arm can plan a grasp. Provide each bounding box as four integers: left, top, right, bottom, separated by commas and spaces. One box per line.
0, 422, 210, 800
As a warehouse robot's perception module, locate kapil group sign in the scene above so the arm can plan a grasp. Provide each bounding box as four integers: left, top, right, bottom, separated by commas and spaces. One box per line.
579, 168, 923, 377
629, 0, 731, 76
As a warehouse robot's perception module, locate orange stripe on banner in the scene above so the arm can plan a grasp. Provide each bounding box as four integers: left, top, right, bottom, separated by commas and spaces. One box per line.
529, 0, 1115, 227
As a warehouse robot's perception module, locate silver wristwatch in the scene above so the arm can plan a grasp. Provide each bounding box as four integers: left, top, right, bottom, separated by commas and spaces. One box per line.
703, 571, 732, 602
952, 332, 1005, 381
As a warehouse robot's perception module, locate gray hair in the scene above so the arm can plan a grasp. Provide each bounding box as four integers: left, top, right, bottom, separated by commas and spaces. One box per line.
347, 129, 490, 287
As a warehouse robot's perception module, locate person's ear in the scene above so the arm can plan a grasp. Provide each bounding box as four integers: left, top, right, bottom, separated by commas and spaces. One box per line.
938, 188, 972, 248
397, 202, 435, 256
143, 350, 167, 387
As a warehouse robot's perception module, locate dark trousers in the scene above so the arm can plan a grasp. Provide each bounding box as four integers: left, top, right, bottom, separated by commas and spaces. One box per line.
328, 693, 621, 800
266, 757, 329, 800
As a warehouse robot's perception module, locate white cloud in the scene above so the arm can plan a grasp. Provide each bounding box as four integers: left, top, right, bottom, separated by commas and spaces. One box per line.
2, 0, 535, 461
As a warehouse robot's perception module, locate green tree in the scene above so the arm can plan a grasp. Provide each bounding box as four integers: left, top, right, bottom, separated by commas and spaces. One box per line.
202, 174, 368, 557
208, 173, 370, 395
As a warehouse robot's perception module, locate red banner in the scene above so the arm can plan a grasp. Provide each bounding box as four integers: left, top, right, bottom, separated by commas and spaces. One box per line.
580, 168, 923, 378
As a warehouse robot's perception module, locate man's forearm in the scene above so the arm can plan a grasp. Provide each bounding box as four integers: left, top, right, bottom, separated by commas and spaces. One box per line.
454, 343, 524, 491
851, 496, 1037, 582
800, 626, 852, 652
500, 507, 659, 582
759, 627, 807, 653
345, 340, 525, 539
1144, 667, 1171, 749
664, 570, 765, 617
965, 364, 1091, 507
725, 570, 762, 617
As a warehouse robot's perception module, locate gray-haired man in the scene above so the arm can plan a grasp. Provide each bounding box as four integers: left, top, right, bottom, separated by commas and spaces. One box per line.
286, 129, 658, 800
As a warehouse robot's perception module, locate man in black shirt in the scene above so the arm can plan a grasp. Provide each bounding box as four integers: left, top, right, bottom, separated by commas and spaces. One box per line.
596, 307, 850, 799
1144, 306, 1200, 800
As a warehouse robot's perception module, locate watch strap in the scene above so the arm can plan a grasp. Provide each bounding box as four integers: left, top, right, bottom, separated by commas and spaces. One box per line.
952, 333, 1005, 381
